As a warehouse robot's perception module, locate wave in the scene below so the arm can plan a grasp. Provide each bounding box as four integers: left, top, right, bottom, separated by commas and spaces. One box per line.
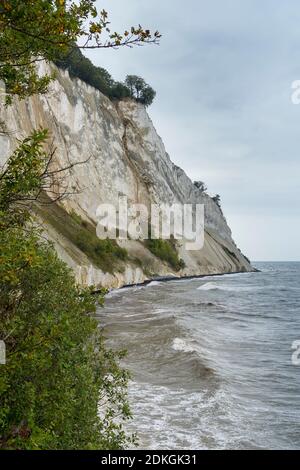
126, 381, 253, 450
172, 337, 198, 353
147, 281, 162, 287
197, 282, 263, 292
101, 263, 300, 450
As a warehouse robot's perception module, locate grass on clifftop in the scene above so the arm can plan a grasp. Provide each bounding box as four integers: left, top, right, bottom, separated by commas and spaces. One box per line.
35, 197, 127, 274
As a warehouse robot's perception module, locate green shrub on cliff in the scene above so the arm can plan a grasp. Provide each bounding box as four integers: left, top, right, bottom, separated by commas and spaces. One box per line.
146, 238, 185, 271
0, 131, 134, 449
55, 47, 115, 98
35, 202, 128, 274
56, 48, 156, 106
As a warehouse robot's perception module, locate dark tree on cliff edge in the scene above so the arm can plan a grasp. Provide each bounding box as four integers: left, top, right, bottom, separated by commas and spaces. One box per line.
213, 194, 222, 209
125, 75, 156, 107
193, 181, 207, 192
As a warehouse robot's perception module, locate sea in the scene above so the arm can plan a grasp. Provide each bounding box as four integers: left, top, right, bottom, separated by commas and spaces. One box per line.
98, 262, 300, 449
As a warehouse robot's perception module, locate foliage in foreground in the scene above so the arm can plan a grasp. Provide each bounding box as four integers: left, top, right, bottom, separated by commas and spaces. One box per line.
0, 132, 135, 449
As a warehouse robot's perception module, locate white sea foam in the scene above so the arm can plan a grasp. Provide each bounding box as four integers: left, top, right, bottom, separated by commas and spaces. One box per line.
197, 282, 220, 291
172, 337, 197, 353
197, 282, 261, 292
147, 281, 162, 287
126, 381, 250, 450
105, 285, 144, 298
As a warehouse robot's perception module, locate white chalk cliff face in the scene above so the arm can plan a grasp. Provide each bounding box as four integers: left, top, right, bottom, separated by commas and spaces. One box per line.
0, 64, 253, 288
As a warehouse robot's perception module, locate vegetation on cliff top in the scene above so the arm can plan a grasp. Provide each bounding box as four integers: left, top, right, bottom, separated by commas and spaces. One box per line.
55, 47, 156, 106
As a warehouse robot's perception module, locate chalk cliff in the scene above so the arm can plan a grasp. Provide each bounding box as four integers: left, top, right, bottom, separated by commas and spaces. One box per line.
0, 64, 253, 288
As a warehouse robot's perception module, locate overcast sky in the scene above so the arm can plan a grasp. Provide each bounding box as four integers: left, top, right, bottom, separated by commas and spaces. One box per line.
87, 0, 300, 261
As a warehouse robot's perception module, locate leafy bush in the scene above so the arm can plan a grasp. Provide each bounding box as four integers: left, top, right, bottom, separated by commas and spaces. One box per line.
146, 238, 185, 271
0, 132, 134, 450
0, 239, 133, 449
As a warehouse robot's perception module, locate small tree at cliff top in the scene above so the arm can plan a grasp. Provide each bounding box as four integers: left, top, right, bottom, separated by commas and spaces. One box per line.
193, 181, 207, 192
125, 75, 156, 107
213, 194, 221, 207
212, 194, 223, 215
